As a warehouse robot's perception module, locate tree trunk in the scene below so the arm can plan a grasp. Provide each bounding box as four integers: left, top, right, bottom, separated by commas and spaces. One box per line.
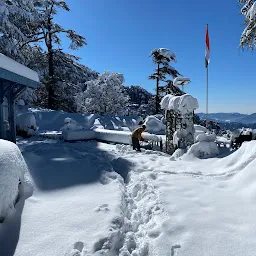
155, 63, 160, 114
48, 48, 54, 109
47, 5, 55, 110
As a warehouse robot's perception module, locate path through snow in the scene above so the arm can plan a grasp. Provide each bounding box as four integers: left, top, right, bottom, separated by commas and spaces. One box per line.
1, 139, 256, 256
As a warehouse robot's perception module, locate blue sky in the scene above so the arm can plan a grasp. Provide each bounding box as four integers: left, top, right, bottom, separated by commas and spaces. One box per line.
55, 0, 256, 114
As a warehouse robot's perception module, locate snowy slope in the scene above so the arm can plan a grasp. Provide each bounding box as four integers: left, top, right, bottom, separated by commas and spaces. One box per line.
0, 140, 128, 256
1, 138, 256, 256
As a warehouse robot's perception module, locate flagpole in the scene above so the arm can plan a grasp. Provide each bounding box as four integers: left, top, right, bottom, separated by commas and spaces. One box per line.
206, 65, 208, 127
205, 23, 210, 129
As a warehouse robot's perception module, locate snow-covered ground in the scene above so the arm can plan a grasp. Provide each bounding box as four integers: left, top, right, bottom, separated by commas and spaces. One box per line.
1, 137, 256, 256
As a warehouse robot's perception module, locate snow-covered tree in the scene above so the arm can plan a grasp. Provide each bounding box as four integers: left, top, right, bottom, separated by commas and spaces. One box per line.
0, 0, 87, 110
0, 0, 39, 58
81, 72, 129, 115
29, 0, 86, 110
149, 48, 181, 114
239, 0, 256, 49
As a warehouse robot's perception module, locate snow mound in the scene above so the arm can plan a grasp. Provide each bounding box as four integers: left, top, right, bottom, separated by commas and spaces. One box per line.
173, 129, 187, 148
61, 118, 84, 131
17, 99, 25, 106
0, 140, 29, 221
160, 94, 199, 115
186, 141, 219, 158
194, 124, 207, 133
196, 133, 216, 142
229, 141, 256, 198
144, 116, 165, 133
194, 125, 207, 139
19, 106, 141, 133
170, 148, 186, 161
16, 112, 37, 136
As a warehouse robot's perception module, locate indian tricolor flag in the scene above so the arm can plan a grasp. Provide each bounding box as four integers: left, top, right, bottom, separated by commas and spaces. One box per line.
205, 24, 210, 68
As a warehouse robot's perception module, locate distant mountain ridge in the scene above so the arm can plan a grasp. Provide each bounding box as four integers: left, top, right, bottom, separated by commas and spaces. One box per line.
197, 112, 256, 124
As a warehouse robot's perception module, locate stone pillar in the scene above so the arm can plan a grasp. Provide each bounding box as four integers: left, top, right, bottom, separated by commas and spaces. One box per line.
166, 110, 181, 154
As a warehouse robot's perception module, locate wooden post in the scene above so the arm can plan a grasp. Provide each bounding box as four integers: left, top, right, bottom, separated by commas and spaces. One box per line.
0, 83, 3, 139
8, 86, 16, 143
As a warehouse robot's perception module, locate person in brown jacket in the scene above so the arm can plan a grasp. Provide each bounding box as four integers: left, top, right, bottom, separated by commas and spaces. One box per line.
131, 125, 146, 152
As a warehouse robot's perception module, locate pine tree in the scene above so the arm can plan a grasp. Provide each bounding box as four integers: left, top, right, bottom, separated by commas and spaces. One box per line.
0, 0, 87, 110
239, 0, 256, 49
149, 48, 181, 114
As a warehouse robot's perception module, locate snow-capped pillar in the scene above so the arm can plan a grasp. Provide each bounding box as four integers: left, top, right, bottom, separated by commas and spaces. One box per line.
165, 109, 179, 154
161, 94, 199, 155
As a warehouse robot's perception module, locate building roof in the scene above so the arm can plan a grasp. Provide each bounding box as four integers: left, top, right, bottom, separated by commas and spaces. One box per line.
0, 53, 40, 88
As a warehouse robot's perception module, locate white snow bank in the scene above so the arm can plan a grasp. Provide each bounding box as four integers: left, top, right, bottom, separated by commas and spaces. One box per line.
0, 140, 29, 221
186, 141, 219, 158
160, 94, 199, 115
144, 116, 165, 133
18, 107, 141, 133
0, 53, 39, 82
142, 132, 161, 142
62, 128, 132, 144
16, 113, 37, 136
95, 128, 132, 144
229, 141, 256, 197
62, 130, 96, 141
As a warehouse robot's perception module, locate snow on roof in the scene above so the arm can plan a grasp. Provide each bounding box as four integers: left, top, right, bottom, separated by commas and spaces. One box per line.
160, 94, 199, 114
151, 48, 177, 62
0, 53, 39, 86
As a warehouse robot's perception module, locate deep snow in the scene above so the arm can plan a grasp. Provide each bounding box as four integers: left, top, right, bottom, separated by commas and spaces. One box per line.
1, 138, 256, 256
0, 140, 28, 222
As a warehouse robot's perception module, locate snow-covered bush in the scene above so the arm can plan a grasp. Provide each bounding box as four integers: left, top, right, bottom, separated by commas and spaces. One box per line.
16, 112, 37, 137
144, 115, 165, 133
187, 141, 219, 158
186, 133, 218, 158
0, 139, 30, 222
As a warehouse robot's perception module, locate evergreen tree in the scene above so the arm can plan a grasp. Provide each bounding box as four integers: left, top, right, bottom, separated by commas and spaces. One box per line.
239, 0, 256, 49
149, 48, 181, 114
0, 0, 87, 110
